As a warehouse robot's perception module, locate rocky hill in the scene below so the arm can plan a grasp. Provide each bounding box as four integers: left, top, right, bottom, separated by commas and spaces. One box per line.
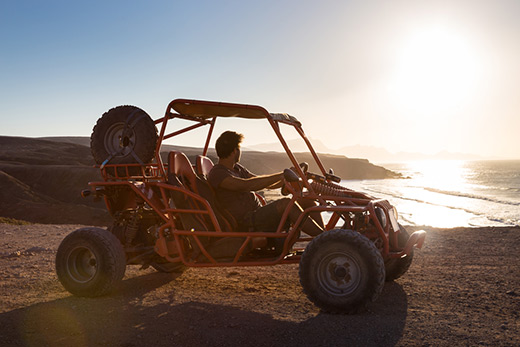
0, 136, 401, 225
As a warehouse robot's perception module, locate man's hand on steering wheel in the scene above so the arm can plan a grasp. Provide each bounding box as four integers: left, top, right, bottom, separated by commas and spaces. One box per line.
281, 164, 306, 196
289, 162, 309, 175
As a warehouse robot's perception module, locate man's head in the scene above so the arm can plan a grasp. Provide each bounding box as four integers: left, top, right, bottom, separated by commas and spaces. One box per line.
215, 131, 244, 161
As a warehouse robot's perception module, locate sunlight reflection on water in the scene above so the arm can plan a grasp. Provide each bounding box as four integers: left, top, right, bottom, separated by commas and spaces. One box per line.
341, 160, 520, 228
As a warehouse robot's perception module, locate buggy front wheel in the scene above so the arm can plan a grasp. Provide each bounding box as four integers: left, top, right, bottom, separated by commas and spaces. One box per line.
385, 224, 414, 281
299, 229, 385, 313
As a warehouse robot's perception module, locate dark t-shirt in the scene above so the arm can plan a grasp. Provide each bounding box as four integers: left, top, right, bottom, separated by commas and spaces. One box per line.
208, 163, 261, 222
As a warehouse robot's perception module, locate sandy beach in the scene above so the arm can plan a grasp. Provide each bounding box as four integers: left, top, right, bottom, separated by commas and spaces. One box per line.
0, 222, 518, 346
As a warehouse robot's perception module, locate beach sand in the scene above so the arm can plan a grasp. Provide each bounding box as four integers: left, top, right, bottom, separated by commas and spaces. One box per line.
0, 222, 518, 346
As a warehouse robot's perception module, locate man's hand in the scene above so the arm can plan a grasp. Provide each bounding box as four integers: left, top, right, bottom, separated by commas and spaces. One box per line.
290, 162, 309, 175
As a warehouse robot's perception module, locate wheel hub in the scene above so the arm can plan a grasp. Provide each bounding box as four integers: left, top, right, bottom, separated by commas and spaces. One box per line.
104, 122, 136, 157
67, 246, 98, 283
121, 135, 131, 147
332, 263, 349, 280
318, 252, 361, 296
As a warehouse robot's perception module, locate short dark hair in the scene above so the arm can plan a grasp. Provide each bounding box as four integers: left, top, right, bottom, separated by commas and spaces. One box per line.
215, 131, 243, 158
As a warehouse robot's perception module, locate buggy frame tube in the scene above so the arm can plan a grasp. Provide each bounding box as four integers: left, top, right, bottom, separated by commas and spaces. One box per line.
202, 117, 216, 156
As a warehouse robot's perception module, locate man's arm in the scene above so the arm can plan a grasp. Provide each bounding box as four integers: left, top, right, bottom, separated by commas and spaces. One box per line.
265, 180, 284, 189
219, 172, 284, 192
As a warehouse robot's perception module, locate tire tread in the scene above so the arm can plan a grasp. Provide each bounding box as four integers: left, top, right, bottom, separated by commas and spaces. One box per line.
90, 105, 158, 166
56, 227, 126, 297
299, 229, 385, 314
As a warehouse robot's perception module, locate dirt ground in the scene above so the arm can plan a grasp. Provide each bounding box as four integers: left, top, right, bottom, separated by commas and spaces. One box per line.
0, 223, 519, 346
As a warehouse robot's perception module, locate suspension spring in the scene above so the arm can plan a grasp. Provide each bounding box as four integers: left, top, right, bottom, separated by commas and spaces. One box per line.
125, 209, 141, 246
310, 180, 352, 197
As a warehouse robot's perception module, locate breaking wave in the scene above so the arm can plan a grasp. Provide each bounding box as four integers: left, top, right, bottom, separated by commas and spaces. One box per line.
343, 160, 520, 227
422, 188, 520, 207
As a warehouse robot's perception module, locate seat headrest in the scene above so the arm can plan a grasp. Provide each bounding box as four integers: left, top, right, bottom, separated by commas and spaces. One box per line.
196, 155, 215, 177
168, 151, 197, 192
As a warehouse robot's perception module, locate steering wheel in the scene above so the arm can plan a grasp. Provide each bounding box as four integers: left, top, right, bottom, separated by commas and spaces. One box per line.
281, 162, 307, 196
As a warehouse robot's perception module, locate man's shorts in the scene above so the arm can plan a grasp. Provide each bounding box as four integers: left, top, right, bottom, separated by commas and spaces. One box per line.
239, 198, 291, 233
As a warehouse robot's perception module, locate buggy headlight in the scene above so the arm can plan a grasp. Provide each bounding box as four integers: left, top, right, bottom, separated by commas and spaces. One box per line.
392, 207, 399, 221
389, 207, 400, 232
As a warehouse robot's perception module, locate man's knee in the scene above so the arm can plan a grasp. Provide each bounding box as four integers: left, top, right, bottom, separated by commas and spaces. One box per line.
273, 197, 291, 214
297, 198, 317, 209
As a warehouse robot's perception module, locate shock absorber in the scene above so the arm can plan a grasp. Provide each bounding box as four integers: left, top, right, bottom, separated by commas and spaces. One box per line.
125, 207, 142, 246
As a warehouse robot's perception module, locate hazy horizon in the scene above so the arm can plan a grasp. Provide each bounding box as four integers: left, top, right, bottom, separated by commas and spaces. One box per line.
6, 134, 517, 164
1, 1, 519, 159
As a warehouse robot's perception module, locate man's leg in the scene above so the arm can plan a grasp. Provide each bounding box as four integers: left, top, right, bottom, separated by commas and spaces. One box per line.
246, 197, 323, 238
272, 198, 323, 236
248, 198, 290, 232
245, 200, 287, 249
296, 198, 324, 230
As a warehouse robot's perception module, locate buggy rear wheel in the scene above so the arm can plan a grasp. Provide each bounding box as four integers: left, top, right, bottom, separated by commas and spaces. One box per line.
299, 229, 385, 313
90, 105, 158, 169
56, 227, 126, 297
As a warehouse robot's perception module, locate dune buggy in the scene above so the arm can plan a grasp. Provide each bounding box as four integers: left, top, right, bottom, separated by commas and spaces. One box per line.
56, 99, 426, 313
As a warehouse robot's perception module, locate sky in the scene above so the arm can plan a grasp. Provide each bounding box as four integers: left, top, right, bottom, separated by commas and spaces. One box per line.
1, 0, 519, 160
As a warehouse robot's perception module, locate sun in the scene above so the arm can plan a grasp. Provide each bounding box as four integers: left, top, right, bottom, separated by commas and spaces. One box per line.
388, 25, 482, 115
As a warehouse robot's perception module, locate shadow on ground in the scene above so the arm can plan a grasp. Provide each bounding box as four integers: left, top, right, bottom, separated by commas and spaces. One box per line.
0, 273, 408, 347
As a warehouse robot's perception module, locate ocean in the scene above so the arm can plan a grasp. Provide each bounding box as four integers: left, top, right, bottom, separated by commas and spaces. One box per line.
341, 160, 520, 228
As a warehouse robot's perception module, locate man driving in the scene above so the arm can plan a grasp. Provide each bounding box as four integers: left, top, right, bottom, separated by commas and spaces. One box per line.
208, 131, 324, 237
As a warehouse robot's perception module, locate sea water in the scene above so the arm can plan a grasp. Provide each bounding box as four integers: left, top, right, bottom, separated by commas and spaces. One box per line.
341, 160, 520, 228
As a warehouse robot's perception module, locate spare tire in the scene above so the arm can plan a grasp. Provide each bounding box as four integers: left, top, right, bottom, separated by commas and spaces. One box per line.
91, 105, 158, 166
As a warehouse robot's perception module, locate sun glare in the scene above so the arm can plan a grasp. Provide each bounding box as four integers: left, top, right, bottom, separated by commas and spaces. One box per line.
403, 160, 473, 227
389, 25, 482, 114
408, 160, 469, 192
